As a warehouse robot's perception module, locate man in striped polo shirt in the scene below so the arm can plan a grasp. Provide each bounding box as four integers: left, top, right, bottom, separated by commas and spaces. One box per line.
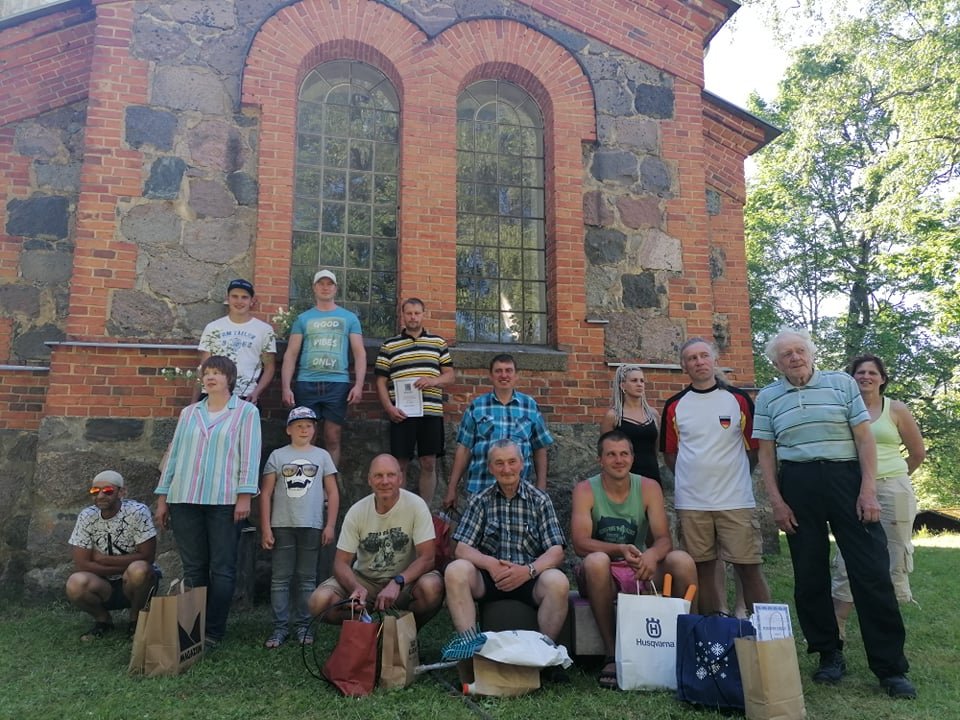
375, 298, 454, 504
754, 328, 915, 699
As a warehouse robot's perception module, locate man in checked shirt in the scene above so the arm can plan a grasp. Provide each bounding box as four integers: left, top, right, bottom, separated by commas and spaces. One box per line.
443, 440, 569, 651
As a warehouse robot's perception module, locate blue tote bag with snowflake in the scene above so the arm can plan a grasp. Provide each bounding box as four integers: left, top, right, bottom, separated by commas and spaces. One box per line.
676, 613, 756, 710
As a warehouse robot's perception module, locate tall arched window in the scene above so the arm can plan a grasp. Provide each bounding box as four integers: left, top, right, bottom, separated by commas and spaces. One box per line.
456, 80, 546, 344
293, 60, 400, 337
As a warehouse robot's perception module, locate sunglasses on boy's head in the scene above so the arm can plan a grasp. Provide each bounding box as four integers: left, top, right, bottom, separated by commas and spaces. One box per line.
281, 463, 319, 478
89, 486, 118, 496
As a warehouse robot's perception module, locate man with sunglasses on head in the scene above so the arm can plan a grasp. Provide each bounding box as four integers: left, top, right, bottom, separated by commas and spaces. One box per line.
66, 470, 159, 641
259, 406, 339, 648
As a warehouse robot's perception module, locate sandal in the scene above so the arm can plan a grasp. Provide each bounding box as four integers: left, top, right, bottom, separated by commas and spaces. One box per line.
598, 656, 619, 690
80, 621, 114, 641
264, 630, 288, 649
295, 627, 314, 646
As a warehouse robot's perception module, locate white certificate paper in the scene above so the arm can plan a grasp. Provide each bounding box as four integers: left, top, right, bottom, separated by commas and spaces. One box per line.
752, 603, 793, 640
395, 378, 424, 417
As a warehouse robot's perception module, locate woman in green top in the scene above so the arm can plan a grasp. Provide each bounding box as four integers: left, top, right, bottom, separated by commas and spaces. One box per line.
832, 354, 925, 636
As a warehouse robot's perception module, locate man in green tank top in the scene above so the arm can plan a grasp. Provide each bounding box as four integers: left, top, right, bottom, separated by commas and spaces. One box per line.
571, 430, 697, 689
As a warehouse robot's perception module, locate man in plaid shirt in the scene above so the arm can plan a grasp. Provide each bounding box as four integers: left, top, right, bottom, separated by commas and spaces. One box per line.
443, 440, 569, 647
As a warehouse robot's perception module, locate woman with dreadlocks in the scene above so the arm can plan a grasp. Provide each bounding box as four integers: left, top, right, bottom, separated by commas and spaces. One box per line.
600, 365, 662, 484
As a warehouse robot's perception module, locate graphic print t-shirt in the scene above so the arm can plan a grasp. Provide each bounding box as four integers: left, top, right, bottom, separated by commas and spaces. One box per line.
263, 444, 337, 529
336, 490, 434, 582
68, 500, 158, 579
291, 306, 362, 383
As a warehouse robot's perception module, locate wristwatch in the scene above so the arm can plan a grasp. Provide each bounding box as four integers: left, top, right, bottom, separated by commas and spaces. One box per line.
528, 564, 538, 579
393, 575, 406, 588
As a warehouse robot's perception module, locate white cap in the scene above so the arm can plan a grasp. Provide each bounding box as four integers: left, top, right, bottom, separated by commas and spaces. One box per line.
313, 269, 337, 284
92, 470, 124, 487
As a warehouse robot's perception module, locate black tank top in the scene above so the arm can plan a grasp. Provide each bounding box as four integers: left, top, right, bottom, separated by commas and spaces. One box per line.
616, 416, 662, 483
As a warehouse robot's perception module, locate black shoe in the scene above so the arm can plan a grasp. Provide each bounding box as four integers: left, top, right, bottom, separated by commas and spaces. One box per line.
542, 665, 571, 684
879, 675, 916, 699
813, 650, 846, 684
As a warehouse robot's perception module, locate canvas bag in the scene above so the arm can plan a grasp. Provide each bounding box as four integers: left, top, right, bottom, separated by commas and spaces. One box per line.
379, 611, 419, 689
676, 613, 755, 711
128, 580, 206, 677
735, 637, 807, 720
615, 591, 691, 690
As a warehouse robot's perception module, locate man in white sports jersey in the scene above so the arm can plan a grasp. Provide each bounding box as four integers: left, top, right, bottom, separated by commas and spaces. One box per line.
660, 338, 770, 616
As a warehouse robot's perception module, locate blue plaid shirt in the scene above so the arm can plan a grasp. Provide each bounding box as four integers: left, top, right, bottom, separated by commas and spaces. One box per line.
455, 390, 554, 494
453, 481, 566, 564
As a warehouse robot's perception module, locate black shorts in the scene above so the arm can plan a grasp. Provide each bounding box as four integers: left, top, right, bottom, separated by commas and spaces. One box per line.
479, 570, 538, 609
104, 571, 161, 610
389, 415, 445, 460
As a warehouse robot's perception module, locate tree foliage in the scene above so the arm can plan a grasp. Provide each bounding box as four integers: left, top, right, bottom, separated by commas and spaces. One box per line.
743, 0, 960, 506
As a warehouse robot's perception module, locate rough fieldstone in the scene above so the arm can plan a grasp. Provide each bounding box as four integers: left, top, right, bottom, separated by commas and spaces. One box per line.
205, 32, 249, 77
179, 301, 226, 338
622, 272, 662, 308
583, 191, 615, 227
152, 66, 235, 114
227, 171, 258, 206
236, 0, 279, 26
634, 83, 674, 119
584, 264, 620, 310
706, 188, 722, 216
710, 245, 726, 280
144, 256, 218, 304
713, 313, 730, 351
617, 195, 661, 229
581, 53, 621, 81
594, 79, 635, 116
183, 216, 252, 263
14, 125, 64, 159
119, 202, 183, 250
638, 316, 684, 362
144, 157, 187, 200
34, 162, 82, 192
613, 117, 658, 153
187, 119, 246, 173
585, 227, 627, 265
0, 284, 41, 316
11, 324, 64, 363
84, 419, 145, 442
168, 0, 236, 29
125, 106, 177, 150
107, 289, 175, 337
623, 62, 662, 86
403, 0, 457, 35
132, 16, 193, 61
637, 230, 682, 271
20, 249, 73, 283
6, 196, 69, 239
639, 157, 672, 196
591, 151, 638, 184
188, 178, 236, 218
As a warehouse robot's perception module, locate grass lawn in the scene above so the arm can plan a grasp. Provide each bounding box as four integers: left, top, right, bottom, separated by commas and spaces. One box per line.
1, 533, 957, 720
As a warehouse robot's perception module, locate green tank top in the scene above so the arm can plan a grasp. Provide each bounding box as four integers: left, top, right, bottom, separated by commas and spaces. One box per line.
873, 398, 909, 479
589, 473, 648, 549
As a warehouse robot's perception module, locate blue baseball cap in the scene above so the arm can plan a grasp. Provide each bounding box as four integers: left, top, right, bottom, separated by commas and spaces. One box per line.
287, 406, 318, 425
227, 278, 255, 295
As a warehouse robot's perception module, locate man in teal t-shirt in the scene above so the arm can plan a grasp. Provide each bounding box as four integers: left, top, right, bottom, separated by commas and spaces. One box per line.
281, 269, 365, 466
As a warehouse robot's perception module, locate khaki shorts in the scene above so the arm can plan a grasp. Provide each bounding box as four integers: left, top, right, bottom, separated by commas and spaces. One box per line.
677, 508, 763, 564
319, 570, 441, 610
832, 474, 917, 604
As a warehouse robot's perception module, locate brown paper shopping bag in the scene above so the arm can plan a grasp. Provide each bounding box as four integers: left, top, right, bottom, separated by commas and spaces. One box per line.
380, 611, 419, 689
464, 655, 541, 696
735, 636, 807, 720
322, 617, 381, 696
129, 581, 206, 677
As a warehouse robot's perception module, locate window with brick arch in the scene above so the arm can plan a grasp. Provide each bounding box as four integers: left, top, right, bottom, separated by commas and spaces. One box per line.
456, 80, 547, 344
294, 60, 399, 337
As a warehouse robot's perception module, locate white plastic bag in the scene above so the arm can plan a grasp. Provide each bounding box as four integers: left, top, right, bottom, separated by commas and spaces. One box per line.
476, 630, 572, 668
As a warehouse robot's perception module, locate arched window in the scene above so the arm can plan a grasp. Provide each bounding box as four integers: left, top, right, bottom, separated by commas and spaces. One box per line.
293, 60, 400, 337
456, 80, 546, 344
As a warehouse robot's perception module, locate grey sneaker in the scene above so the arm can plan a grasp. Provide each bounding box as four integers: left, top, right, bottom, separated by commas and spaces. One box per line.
813, 650, 846, 684
879, 675, 916, 699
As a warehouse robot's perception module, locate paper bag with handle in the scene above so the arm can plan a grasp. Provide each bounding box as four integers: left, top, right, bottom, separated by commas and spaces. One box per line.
735, 636, 807, 720
380, 610, 419, 689
129, 579, 206, 677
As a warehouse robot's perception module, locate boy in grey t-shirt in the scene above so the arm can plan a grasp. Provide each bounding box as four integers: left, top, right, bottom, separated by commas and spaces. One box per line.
260, 406, 339, 647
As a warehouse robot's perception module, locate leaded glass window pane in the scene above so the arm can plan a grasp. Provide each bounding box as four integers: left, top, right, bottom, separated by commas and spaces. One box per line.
295, 61, 399, 336
456, 80, 547, 344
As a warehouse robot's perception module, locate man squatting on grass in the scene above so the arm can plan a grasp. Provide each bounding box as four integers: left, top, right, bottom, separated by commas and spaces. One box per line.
66, 470, 159, 640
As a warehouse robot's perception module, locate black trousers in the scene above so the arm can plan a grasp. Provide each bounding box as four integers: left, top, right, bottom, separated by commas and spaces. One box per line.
779, 460, 908, 678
